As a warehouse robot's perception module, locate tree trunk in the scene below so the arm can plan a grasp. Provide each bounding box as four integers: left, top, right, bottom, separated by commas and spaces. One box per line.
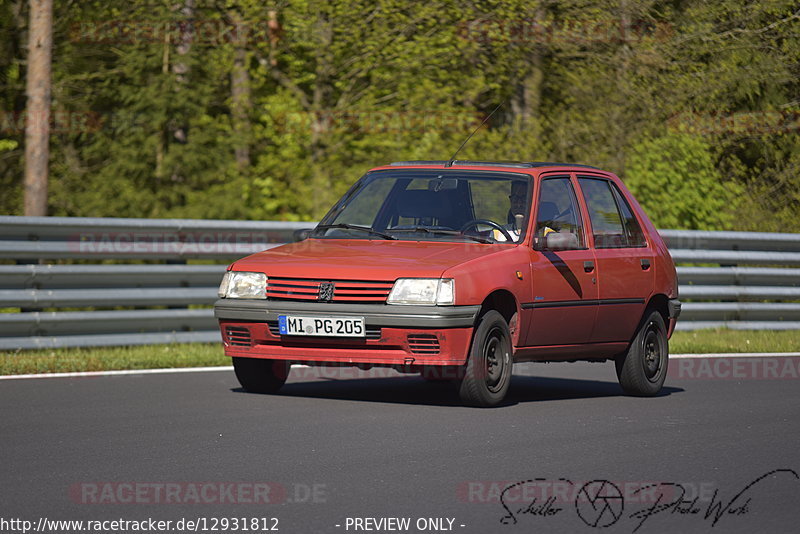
509, 6, 545, 149
310, 11, 333, 215
231, 16, 251, 171
171, 0, 194, 146
614, 0, 632, 174
24, 0, 53, 216
156, 31, 170, 180
510, 54, 543, 128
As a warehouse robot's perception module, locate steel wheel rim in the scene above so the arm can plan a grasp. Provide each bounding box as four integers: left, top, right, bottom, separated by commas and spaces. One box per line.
484, 327, 509, 393
642, 322, 663, 381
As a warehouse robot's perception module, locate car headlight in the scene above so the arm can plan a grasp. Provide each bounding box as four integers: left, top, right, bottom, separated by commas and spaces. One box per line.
387, 278, 454, 305
218, 271, 267, 299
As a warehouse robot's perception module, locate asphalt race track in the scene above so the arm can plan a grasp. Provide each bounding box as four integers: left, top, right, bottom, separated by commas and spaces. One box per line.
1, 359, 798, 534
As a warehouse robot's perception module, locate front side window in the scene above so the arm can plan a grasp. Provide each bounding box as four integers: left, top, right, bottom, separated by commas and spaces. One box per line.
315, 170, 531, 244
534, 176, 585, 249
578, 177, 646, 248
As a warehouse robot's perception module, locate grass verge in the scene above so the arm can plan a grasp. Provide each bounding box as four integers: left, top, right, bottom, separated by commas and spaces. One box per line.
669, 328, 799, 354
0, 343, 228, 376
1, 329, 798, 376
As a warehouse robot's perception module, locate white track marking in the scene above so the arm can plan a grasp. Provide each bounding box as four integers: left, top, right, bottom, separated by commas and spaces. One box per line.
2, 354, 799, 380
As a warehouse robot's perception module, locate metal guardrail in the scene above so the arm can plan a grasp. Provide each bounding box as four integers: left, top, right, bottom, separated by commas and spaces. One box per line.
659, 230, 800, 252
0, 216, 314, 349
0, 218, 798, 349
0, 216, 309, 260
661, 230, 800, 331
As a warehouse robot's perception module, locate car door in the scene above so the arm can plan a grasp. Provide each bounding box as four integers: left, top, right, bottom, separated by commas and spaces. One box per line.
577, 176, 655, 343
523, 175, 599, 347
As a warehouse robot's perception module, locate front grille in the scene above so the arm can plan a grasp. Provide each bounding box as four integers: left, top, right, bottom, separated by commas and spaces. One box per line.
407, 333, 440, 354
267, 321, 382, 340
265, 277, 394, 303
225, 326, 252, 347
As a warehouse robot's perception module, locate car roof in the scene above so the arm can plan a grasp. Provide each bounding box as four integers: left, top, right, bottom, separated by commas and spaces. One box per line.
385, 160, 602, 170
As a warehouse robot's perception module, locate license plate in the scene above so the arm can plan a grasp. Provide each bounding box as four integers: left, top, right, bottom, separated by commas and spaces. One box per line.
278, 315, 365, 337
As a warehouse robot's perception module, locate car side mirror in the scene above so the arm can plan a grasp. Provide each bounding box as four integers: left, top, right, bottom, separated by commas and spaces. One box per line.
293, 229, 312, 242
541, 231, 579, 251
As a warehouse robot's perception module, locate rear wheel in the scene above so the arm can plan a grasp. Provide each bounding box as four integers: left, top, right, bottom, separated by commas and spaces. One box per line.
232, 357, 290, 394
615, 310, 668, 396
459, 310, 513, 407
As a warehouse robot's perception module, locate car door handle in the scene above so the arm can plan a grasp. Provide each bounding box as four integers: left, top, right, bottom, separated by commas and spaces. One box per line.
641, 259, 651, 270
584, 261, 595, 273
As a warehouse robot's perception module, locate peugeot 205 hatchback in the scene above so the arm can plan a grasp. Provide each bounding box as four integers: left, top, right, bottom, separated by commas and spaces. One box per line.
215, 161, 681, 407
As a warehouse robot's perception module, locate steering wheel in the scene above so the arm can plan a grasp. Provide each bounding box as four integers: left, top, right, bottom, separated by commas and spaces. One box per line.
460, 219, 514, 242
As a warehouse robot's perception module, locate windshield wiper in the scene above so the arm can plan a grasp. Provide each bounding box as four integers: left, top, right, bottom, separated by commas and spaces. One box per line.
388, 226, 460, 235
388, 226, 493, 244
314, 224, 397, 240
459, 234, 494, 244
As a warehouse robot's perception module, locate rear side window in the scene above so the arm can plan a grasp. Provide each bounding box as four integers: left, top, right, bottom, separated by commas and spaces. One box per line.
611, 185, 646, 247
578, 177, 646, 248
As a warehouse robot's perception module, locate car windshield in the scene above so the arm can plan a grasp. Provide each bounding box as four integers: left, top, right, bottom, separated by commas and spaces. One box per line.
314, 170, 531, 244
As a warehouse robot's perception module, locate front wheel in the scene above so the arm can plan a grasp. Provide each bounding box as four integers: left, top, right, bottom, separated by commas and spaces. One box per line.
459, 311, 513, 407
615, 310, 668, 396
232, 357, 290, 394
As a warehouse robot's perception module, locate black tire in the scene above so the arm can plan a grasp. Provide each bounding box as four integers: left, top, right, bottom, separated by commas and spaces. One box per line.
459, 310, 513, 407
615, 310, 668, 396
232, 357, 290, 394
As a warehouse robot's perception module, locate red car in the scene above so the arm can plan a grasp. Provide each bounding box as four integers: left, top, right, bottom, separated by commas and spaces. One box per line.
215, 161, 681, 406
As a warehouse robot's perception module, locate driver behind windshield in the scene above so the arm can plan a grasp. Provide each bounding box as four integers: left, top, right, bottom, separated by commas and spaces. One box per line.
492, 180, 527, 242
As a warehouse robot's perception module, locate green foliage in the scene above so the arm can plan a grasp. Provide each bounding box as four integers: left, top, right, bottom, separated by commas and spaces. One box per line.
0, 0, 797, 229
625, 133, 742, 230
0, 343, 227, 375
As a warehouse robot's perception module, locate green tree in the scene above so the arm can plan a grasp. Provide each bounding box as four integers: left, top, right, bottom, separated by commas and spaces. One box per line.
0, 0, 796, 231
624, 133, 742, 230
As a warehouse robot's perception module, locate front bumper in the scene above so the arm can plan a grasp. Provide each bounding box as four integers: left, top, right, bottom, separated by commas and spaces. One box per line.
667, 298, 682, 338
668, 298, 682, 320
214, 299, 481, 366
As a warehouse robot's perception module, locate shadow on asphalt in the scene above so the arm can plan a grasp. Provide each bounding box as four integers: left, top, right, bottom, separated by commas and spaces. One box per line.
231, 374, 684, 407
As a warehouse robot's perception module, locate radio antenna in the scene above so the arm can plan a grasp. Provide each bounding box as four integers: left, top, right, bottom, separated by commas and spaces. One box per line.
444, 98, 506, 168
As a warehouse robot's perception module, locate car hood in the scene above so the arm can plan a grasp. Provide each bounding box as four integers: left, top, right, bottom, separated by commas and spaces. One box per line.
231, 239, 510, 280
